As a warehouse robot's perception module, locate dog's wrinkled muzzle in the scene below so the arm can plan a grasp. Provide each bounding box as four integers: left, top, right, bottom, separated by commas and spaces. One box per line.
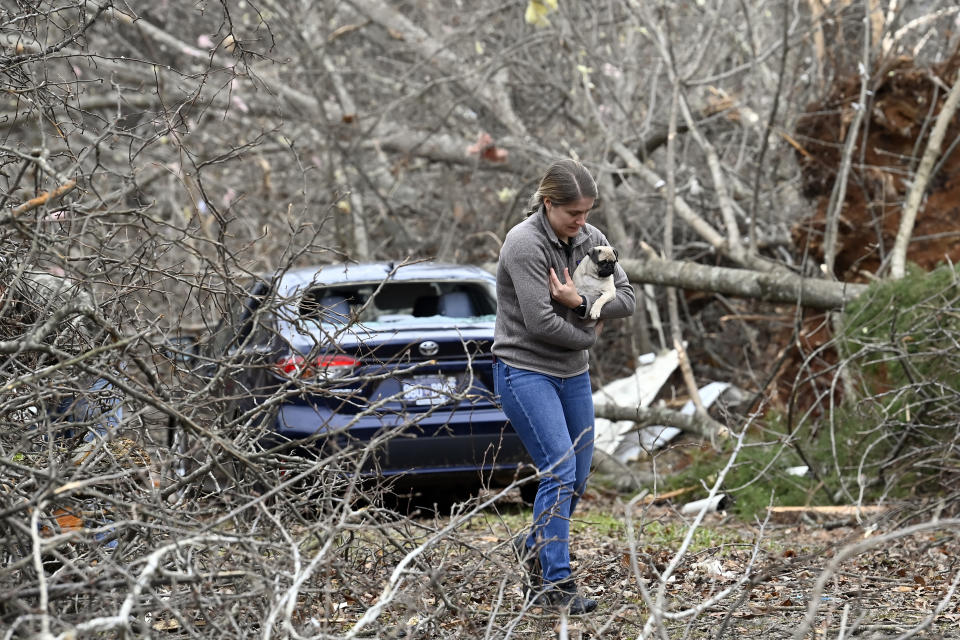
597, 262, 616, 278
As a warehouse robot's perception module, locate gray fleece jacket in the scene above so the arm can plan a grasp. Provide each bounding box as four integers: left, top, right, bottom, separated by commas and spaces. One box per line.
493, 207, 636, 378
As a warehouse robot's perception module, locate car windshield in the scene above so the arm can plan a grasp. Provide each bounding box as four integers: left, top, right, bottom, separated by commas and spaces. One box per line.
292, 280, 496, 329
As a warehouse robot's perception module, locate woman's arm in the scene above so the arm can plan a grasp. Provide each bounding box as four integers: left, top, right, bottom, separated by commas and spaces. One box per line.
502, 239, 596, 350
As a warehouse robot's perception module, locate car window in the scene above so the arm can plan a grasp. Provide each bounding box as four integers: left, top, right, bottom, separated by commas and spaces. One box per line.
297, 280, 496, 327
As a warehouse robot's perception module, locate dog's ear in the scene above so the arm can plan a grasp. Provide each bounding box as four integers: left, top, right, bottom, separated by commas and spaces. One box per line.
590, 246, 600, 263
613, 247, 619, 260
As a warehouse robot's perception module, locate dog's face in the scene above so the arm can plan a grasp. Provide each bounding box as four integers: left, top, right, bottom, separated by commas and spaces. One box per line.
589, 245, 618, 278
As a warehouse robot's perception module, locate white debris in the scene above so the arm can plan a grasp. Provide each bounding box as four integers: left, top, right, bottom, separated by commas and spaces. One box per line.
679, 493, 731, 515
593, 348, 733, 463
690, 557, 736, 580
592, 350, 679, 461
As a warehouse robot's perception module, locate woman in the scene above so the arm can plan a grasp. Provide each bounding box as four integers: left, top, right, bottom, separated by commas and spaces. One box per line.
493, 158, 636, 614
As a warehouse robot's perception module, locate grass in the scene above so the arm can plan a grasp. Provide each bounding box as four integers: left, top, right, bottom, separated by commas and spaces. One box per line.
652, 435, 822, 521
575, 509, 625, 538
466, 489, 748, 556
634, 519, 747, 554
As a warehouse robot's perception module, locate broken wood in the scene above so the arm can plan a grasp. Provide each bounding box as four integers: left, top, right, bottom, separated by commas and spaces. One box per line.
12, 180, 76, 216
767, 505, 888, 515
766, 504, 891, 527
640, 485, 698, 505
767, 504, 890, 516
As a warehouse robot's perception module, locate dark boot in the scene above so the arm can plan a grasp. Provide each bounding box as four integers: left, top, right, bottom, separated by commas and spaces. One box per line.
511, 531, 540, 598
535, 581, 598, 615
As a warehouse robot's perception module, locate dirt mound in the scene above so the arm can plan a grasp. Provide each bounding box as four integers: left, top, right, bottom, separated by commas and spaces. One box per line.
793, 55, 960, 280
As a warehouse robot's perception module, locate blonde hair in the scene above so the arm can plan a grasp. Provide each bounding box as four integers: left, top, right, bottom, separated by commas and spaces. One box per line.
527, 159, 598, 215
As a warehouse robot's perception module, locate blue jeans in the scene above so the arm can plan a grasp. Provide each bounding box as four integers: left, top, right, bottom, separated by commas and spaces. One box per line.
493, 360, 594, 586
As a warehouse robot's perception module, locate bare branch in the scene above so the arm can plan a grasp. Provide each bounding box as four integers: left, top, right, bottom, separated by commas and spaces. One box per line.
890, 67, 960, 279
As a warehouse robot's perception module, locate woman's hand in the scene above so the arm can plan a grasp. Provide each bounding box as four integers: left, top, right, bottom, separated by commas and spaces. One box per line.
549, 267, 581, 308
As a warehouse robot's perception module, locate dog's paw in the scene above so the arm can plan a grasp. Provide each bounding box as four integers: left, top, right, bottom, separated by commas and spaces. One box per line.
589, 305, 602, 320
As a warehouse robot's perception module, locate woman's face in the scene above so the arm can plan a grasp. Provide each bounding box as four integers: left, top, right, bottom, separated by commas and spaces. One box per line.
544, 196, 594, 241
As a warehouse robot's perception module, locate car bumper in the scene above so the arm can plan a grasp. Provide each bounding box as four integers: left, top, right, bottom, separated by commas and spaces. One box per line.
270, 404, 530, 482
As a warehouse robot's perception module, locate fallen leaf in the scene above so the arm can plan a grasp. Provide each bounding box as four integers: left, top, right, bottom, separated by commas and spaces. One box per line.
524, 0, 558, 27
482, 146, 508, 162
466, 132, 493, 155
465, 132, 509, 162
152, 619, 180, 631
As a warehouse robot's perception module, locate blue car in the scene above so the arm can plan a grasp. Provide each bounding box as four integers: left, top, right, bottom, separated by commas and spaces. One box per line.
189, 261, 533, 499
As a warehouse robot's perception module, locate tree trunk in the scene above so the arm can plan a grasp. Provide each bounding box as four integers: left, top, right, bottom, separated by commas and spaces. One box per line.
619, 255, 868, 310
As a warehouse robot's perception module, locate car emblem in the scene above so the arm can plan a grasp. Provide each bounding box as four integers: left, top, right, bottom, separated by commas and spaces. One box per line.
418, 340, 439, 357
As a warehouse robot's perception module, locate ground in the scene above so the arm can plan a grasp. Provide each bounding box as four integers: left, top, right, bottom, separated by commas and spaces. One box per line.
282, 488, 960, 639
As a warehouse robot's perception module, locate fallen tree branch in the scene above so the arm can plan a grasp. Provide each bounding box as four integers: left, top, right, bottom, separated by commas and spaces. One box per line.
594, 402, 729, 440
369, 130, 518, 172
612, 141, 728, 256
767, 505, 887, 515
619, 255, 868, 310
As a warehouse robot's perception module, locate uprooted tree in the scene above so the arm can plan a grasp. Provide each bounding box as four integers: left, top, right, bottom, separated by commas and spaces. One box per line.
2, 0, 960, 638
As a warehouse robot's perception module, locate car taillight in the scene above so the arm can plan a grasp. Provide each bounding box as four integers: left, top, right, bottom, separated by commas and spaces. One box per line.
274, 354, 359, 379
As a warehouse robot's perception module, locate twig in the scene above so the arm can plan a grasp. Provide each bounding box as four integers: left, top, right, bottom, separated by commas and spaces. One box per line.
822, 11, 871, 277
29, 504, 51, 639
52, 535, 246, 639
790, 519, 960, 640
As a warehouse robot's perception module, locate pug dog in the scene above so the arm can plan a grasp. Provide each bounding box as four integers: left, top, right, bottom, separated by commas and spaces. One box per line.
573, 245, 618, 320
